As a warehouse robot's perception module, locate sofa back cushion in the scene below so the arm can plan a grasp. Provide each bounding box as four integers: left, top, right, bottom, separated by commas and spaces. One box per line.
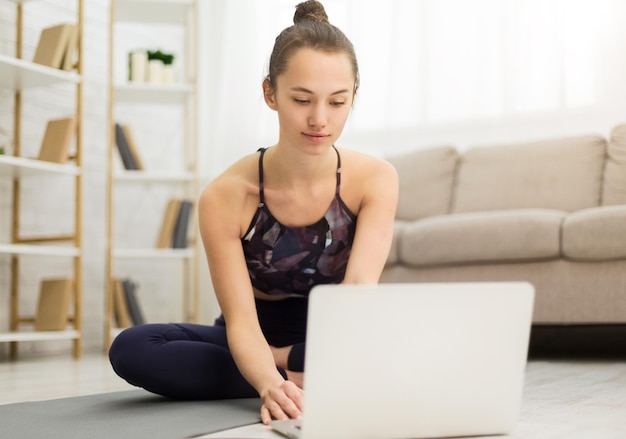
452, 135, 607, 213
387, 146, 458, 221
601, 123, 626, 205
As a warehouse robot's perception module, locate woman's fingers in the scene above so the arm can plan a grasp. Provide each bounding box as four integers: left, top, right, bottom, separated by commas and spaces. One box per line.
260, 381, 304, 424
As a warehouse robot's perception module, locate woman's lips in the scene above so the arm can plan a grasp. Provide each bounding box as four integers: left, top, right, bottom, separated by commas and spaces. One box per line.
303, 132, 329, 143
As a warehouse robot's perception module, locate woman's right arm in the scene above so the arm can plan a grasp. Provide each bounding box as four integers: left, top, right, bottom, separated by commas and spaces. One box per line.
198, 176, 303, 424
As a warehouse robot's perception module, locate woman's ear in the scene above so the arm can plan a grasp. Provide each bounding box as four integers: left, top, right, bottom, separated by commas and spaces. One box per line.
263, 79, 278, 110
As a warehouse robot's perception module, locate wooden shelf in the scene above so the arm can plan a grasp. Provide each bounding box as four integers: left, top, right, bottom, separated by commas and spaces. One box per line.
0, 330, 80, 343
114, 170, 194, 183
0, 54, 81, 90
0, 155, 80, 178
0, 244, 80, 257
113, 248, 194, 259
114, 83, 193, 105
115, 0, 193, 25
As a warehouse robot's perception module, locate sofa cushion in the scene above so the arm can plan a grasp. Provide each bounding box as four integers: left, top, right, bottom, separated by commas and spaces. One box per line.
452, 135, 607, 214
387, 221, 409, 265
399, 209, 565, 266
562, 205, 626, 261
601, 123, 626, 205
387, 146, 458, 221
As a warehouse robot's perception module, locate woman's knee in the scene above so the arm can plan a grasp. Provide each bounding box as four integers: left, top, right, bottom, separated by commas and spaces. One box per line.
109, 324, 168, 379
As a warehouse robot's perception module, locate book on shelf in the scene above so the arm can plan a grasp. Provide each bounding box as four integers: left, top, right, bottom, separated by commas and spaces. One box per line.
113, 279, 132, 328
121, 124, 144, 170
156, 198, 182, 248
32, 23, 76, 70
37, 117, 76, 163
62, 24, 79, 71
122, 278, 145, 326
34, 278, 73, 331
114, 123, 142, 170
172, 199, 194, 248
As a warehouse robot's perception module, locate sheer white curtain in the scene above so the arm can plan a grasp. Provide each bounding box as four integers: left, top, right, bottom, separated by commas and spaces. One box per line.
198, 0, 626, 175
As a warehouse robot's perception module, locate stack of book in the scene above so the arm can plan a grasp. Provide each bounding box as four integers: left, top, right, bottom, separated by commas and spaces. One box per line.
32, 23, 79, 71
156, 198, 194, 249
112, 278, 145, 328
114, 123, 144, 170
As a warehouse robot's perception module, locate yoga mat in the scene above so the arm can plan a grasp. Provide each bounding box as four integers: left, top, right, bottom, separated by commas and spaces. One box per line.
0, 390, 262, 439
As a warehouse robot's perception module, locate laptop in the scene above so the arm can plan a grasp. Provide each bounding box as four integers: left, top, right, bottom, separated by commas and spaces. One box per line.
270, 282, 534, 439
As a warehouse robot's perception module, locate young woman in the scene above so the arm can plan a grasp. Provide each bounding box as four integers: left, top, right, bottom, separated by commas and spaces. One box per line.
109, 0, 398, 425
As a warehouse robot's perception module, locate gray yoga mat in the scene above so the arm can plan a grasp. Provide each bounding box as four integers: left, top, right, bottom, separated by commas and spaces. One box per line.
0, 390, 262, 439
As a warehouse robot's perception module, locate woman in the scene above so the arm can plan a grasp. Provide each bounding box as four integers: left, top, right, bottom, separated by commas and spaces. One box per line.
109, 0, 398, 425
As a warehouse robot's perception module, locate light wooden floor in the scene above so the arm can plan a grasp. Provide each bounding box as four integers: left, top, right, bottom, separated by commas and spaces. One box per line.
0, 352, 134, 405
0, 353, 625, 438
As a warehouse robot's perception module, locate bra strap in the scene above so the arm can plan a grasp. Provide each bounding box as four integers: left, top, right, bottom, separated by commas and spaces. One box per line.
258, 148, 266, 207
333, 145, 342, 196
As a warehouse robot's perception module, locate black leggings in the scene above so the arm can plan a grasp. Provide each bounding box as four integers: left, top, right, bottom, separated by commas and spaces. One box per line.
109, 298, 307, 400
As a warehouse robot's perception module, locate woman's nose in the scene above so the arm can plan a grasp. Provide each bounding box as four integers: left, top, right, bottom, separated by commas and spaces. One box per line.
308, 104, 327, 128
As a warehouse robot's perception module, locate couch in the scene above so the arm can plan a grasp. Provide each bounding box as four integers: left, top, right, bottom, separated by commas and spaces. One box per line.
382, 123, 626, 325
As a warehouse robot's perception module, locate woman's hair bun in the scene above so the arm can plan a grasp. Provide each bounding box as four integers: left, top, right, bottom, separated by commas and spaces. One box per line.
293, 0, 329, 24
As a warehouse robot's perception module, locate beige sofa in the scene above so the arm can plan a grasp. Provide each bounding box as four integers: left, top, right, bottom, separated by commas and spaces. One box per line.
383, 123, 626, 325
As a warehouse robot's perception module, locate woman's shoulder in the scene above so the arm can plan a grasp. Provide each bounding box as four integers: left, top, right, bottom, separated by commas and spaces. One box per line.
200, 151, 261, 209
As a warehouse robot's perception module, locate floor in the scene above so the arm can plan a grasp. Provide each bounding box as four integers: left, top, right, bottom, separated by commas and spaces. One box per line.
0, 352, 134, 405
0, 352, 625, 438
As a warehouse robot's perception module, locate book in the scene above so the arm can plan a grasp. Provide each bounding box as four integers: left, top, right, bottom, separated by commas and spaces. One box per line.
122, 279, 145, 325
114, 123, 139, 170
113, 279, 132, 328
172, 199, 193, 248
32, 23, 74, 69
61, 24, 79, 71
37, 117, 76, 163
121, 124, 144, 170
156, 198, 182, 248
34, 278, 72, 331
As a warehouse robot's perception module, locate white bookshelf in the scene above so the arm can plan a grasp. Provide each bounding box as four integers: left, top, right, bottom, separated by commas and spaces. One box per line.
0, 54, 81, 89
0, 244, 80, 257
0, 155, 80, 178
106, 0, 200, 348
114, 83, 193, 105
114, 169, 194, 182
113, 248, 194, 259
0, 329, 80, 343
115, 0, 193, 25
0, 0, 84, 358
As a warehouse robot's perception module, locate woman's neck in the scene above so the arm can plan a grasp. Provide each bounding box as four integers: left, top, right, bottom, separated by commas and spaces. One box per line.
264, 144, 336, 189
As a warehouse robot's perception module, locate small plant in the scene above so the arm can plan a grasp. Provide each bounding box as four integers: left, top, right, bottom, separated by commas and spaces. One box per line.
147, 50, 175, 65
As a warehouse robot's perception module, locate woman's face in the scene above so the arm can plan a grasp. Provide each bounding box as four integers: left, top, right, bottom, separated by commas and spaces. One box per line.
264, 48, 355, 155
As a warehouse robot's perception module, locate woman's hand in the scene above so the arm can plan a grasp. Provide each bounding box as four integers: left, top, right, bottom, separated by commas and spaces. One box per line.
260, 378, 304, 425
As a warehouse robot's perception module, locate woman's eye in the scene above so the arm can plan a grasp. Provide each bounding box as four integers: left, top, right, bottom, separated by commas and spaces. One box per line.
331, 101, 346, 106
294, 99, 309, 104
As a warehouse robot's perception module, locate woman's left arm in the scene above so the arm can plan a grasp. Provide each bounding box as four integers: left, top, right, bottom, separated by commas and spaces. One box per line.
343, 157, 399, 284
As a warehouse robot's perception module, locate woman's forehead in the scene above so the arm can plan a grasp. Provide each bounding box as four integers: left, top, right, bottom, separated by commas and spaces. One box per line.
278, 48, 355, 92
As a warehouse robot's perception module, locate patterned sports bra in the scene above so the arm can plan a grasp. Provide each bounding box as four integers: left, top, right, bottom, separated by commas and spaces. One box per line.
241, 147, 357, 298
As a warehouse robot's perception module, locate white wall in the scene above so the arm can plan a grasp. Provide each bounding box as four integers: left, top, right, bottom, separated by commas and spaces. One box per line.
1, 0, 625, 356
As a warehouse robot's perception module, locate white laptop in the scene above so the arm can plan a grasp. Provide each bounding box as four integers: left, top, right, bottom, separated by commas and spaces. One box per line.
270, 282, 535, 439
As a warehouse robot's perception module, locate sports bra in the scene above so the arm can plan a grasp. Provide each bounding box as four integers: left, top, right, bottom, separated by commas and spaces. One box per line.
241, 147, 357, 298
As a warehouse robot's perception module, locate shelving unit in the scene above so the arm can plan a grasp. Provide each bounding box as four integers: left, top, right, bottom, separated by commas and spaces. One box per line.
0, 0, 83, 357
106, 0, 200, 349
